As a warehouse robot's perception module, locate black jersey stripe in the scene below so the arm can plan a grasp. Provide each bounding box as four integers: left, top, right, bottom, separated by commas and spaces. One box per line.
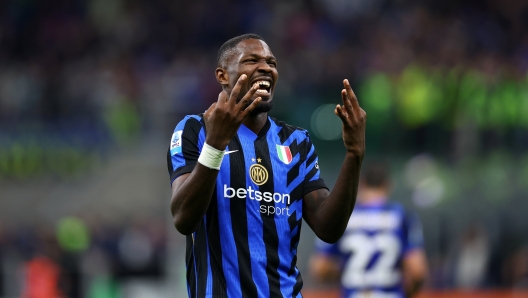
276, 118, 298, 144
288, 139, 300, 157
305, 148, 317, 167
228, 137, 258, 297
287, 183, 305, 293
254, 134, 282, 298
206, 186, 227, 296
292, 272, 303, 297
195, 222, 208, 298
166, 148, 173, 178
169, 116, 203, 182
287, 162, 301, 188
186, 234, 197, 298
305, 165, 319, 182
288, 210, 303, 251
182, 117, 202, 162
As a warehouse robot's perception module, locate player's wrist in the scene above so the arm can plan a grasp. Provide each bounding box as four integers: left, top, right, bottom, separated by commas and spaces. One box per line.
344, 149, 365, 159
198, 142, 225, 170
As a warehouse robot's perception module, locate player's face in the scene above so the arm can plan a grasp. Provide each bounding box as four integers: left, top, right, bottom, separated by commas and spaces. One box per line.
224, 39, 278, 113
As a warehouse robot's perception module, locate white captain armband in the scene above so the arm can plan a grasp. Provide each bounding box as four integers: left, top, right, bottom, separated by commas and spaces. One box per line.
197, 143, 225, 170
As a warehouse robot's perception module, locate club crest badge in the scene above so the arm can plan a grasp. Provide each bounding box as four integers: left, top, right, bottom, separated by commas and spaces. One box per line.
276, 145, 292, 164
250, 163, 268, 185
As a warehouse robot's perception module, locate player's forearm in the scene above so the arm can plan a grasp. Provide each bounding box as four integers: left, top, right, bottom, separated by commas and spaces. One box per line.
170, 164, 219, 235
315, 152, 362, 242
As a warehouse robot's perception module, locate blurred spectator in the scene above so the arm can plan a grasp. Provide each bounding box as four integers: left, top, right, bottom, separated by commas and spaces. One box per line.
22, 256, 63, 298
502, 244, 528, 289
451, 224, 490, 289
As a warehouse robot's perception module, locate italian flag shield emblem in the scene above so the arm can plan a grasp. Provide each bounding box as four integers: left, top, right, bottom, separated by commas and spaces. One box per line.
276, 145, 293, 164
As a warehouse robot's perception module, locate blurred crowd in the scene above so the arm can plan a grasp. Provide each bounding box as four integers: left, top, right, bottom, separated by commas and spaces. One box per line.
1, 0, 528, 296
0, 216, 167, 297
1, 0, 527, 178
1, 0, 527, 131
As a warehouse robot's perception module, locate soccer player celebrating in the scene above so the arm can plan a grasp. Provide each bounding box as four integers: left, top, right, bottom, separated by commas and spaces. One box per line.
310, 163, 428, 298
167, 33, 366, 297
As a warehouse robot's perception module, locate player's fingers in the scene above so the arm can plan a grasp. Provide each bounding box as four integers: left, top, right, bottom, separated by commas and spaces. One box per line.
237, 82, 259, 109
334, 104, 348, 121
228, 74, 247, 105
343, 79, 360, 112
240, 97, 262, 118
341, 89, 354, 115
204, 102, 217, 119
217, 91, 228, 105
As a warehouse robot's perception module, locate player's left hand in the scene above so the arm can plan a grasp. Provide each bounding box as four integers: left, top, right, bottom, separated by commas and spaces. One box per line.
334, 79, 366, 157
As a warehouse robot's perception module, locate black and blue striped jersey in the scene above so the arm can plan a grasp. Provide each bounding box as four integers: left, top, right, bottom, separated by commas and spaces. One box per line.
315, 201, 424, 298
167, 115, 327, 298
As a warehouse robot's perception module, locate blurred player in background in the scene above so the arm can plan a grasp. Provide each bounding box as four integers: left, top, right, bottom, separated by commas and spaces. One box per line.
310, 162, 428, 298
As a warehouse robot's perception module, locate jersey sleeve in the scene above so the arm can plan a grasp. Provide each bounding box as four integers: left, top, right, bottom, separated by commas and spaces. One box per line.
302, 133, 328, 195
402, 211, 425, 255
167, 115, 204, 184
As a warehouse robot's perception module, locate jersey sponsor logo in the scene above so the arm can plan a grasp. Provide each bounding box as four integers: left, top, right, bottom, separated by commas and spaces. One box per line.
276, 145, 293, 164
170, 130, 182, 155
249, 164, 268, 185
223, 184, 291, 216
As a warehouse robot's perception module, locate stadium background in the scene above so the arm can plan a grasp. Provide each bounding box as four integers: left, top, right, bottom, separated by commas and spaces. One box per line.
0, 0, 528, 297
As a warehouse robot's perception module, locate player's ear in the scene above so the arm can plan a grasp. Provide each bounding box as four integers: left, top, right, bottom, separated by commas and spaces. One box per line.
216, 67, 229, 87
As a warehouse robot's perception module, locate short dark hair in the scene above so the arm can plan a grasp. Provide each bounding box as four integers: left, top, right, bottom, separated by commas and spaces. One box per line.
361, 162, 390, 188
217, 33, 265, 68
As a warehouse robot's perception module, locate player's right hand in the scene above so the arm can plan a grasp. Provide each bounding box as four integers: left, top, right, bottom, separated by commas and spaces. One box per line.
203, 74, 261, 150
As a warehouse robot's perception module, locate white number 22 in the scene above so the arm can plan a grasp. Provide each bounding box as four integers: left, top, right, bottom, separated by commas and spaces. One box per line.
339, 232, 401, 288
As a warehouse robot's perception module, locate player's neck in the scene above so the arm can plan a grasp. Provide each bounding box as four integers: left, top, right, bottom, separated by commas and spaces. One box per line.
243, 112, 268, 135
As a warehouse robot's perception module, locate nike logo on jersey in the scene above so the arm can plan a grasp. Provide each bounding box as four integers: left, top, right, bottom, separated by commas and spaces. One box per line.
225, 150, 238, 155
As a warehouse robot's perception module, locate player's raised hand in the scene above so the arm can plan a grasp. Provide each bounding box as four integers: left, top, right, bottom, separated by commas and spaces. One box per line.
203, 74, 262, 150
334, 79, 366, 157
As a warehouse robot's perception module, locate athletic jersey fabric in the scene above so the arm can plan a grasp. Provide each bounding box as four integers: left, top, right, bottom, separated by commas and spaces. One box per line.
315, 201, 424, 298
167, 115, 327, 298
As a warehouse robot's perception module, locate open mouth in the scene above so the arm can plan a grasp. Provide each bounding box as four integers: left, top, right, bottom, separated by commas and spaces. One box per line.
253, 80, 271, 95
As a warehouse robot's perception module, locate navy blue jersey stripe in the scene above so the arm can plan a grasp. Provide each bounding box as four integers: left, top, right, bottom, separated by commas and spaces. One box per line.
228, 136, 258, 298
255, 130, 282, 297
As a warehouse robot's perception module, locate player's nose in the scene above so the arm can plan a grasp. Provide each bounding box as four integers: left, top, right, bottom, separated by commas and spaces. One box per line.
256, 60, 273, 73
